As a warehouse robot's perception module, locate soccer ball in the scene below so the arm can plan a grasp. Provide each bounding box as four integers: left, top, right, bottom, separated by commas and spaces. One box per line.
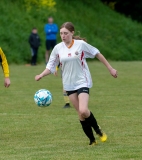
34, 89, 52, 107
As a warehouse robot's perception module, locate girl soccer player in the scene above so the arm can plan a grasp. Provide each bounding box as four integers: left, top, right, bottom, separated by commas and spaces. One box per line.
35, 22, 117, 145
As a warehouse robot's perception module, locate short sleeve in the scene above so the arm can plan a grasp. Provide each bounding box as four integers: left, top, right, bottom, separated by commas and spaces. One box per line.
82, 41, 100, 58
46, 46, 59, 73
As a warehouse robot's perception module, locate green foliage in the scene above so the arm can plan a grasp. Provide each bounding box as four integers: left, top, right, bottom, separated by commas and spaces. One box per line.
0, 0, 142, 63
0, 62, 142, 159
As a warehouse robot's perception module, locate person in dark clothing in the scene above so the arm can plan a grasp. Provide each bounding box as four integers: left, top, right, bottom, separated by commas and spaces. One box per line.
29, 28, 40, 65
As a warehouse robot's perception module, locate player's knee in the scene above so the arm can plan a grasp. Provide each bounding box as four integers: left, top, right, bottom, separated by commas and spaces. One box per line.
79, 109, 88, 118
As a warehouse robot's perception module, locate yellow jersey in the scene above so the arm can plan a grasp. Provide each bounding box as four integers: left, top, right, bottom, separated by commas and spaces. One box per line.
0, 47, 9, 77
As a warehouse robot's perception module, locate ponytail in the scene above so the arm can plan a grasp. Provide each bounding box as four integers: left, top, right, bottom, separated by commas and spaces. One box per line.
72, 36, 87, 42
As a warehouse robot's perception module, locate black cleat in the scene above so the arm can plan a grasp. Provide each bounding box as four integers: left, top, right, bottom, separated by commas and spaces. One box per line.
89, 140, 97, 146
63, 103, 71, 108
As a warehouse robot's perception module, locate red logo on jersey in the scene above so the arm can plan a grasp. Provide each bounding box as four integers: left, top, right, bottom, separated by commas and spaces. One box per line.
68, 53, 71, 57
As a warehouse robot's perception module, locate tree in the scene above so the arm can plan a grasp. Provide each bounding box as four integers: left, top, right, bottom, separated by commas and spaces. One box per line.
101, 0, 142, 23
24, 0, 56, 12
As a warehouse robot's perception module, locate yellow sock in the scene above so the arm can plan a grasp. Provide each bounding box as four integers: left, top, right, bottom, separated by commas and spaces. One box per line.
63, 93, 70, 104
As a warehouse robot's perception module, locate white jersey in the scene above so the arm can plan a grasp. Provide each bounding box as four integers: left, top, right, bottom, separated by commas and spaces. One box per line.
46, 40, 100, 91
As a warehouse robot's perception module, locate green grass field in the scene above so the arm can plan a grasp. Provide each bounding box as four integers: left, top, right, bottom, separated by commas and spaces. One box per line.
0, 61, 142, 160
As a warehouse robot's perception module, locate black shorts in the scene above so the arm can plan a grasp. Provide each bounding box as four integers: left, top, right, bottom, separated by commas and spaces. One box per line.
66, 87, 89, 96
46, 40, 56, 50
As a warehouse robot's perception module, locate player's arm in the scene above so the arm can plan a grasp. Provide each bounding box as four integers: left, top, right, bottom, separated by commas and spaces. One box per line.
0, 48, 11, 87
35, 68, 51, 81
44, 25, 51, 35
28, 35, 34, 46
35, 47, 59, 81
51, 24, 58, 34
96, 53, 117, 78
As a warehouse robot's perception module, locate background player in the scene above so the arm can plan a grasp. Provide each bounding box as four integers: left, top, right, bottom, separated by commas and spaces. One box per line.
44, 17, 58, 63
35, 22, 117, 145
28, 28, 41, 66
0, 47, 10, 87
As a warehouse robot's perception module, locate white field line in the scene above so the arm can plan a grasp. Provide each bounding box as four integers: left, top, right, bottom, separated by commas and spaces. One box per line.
0, 113, 36, 116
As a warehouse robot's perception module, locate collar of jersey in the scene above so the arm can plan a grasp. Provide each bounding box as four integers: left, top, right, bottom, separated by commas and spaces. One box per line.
68, 39, 74, 49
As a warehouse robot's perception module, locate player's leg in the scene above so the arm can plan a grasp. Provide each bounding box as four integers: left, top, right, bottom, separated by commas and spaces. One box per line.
68, 92, 95, 145
78, 88, 107, 142
45, 40, 50, 63
45, 50, 50, 63
51, 40, 57, 49
31, 48, 35, 66
45, 40, 56, 64
33, 48, 38, 65
78, 92, 100, 129
63, 90, 70, 108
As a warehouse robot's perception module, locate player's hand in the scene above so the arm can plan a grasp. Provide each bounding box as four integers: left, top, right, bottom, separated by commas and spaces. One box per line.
4, 77, 10, 88
35, 75, 42, 81
54, 71, 58, 76
110, 68, 117, 78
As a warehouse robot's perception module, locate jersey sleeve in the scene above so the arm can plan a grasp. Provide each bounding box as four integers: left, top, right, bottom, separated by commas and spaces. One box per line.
82, 41, 100, 58
46, 46, 59, 73
0, 47, 10, 77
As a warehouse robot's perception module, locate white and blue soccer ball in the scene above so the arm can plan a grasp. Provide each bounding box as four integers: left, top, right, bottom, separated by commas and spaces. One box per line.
34, 89, 52, 107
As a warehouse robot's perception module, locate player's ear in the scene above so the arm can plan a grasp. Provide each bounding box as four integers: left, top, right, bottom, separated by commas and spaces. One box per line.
71, 31, 74, 35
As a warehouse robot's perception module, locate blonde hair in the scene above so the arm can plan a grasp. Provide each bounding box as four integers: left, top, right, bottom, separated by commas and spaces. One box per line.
60, 22, 86, 42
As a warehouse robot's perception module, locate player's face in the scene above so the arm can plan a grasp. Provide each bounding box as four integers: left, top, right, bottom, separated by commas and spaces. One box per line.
48, 17, 53, 24
60, 27, 74, 44
32, 29, 37, 34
